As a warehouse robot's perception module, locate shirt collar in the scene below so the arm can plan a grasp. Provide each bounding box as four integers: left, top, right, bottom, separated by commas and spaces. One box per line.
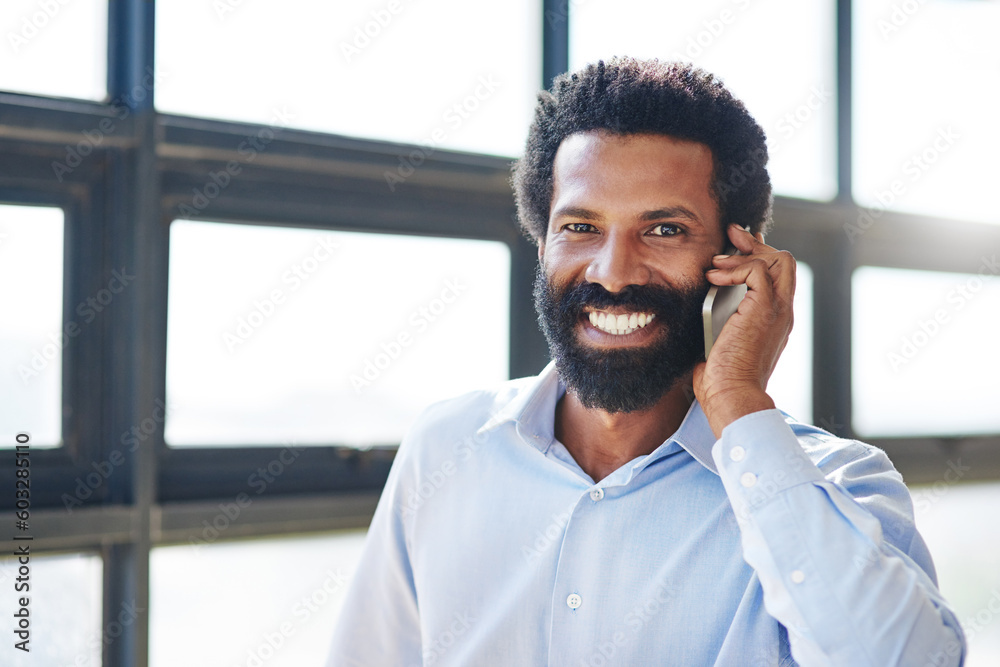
478, 361, 721, 476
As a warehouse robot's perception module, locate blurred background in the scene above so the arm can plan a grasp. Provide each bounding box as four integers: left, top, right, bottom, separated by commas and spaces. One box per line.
0, 0, 998, 664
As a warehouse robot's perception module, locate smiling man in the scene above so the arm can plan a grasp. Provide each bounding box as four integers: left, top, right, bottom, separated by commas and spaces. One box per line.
327, 58, 966, 666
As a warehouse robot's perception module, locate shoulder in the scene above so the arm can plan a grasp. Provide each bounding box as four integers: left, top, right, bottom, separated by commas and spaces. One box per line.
782, 413, 900, 484
407, 375, 537, 438
392, 373, 541, 469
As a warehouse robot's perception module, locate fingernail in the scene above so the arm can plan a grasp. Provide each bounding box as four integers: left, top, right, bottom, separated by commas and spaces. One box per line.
713, 254, 730, 260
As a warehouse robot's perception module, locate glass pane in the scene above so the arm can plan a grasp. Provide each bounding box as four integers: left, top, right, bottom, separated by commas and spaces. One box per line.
0, 552, 102, 666
913, 481, 1000, 666
151, 531, 366, 667
0, 204, 64, 448
852, 265, 1000, 437
0, 0, 107, 101
854, 0, 1000, 225
570, 0, 837, 201
166, 221, 510, 447
767, 262, 813, 425
155, 0, 540, 157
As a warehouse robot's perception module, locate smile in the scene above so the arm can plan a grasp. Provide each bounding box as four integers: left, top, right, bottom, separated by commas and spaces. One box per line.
584, 309, 656, 336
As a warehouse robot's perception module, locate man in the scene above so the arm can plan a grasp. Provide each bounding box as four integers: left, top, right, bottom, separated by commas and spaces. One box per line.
328, 58, 966, 665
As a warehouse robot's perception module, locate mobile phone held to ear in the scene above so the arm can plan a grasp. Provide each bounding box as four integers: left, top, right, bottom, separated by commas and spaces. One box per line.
702, 245, 747, 359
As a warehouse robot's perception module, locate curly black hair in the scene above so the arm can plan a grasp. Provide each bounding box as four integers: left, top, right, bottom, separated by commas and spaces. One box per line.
512, 57, 772, 244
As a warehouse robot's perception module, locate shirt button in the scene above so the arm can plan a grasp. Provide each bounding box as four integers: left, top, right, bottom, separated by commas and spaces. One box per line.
791, 570, 806, 584
566, 593, 582, 609
729, 446, 746, 462
589, 488, 605, 501
740, 472, 757, 488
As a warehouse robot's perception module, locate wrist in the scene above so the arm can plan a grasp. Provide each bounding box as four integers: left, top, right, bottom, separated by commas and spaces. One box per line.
700, 386, 775, 438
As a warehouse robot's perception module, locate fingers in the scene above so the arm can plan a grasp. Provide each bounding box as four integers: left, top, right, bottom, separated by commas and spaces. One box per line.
707, 256, 776, 303
709, 224, 796, 308
772, 250, 796, 307
726, 223, 763, 255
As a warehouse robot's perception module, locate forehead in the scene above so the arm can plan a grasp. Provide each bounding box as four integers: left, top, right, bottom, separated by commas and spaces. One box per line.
550, 131, 717, 219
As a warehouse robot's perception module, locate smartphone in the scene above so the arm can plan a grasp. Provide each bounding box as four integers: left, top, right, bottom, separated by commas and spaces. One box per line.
702, 245, 747, 359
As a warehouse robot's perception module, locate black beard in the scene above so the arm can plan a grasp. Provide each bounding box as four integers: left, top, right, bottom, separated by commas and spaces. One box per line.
533, 267, 709, 414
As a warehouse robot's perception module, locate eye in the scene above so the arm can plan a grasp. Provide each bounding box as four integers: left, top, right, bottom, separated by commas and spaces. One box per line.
648, 224, 682, 237
563, 222, 597, 234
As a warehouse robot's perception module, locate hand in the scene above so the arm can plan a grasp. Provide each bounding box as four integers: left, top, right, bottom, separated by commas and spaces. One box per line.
692, 223, 796, 437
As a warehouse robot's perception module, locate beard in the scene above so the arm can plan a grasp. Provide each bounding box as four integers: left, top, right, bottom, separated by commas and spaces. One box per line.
533, 266, 709, 414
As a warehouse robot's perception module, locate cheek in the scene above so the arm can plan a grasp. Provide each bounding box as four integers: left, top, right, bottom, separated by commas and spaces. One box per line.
649, 255, 711, 287
542, 244, 590, 279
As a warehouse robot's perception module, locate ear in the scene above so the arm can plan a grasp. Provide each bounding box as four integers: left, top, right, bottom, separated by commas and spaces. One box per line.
537, 241, 545, 264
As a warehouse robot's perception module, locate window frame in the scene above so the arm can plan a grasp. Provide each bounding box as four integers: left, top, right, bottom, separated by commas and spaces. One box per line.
155, 113, 537, 502
1, 1, 999, 666
0, 95, 117, 506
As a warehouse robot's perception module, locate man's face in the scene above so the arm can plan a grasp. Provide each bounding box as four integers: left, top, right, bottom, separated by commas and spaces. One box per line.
535, 131, 726, 413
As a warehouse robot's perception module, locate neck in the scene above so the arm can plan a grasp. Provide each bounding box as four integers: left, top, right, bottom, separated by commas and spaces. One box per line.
554, 377, 695, 483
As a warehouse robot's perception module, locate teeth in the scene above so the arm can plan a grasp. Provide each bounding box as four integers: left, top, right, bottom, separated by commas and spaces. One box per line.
585, 309, 656, 336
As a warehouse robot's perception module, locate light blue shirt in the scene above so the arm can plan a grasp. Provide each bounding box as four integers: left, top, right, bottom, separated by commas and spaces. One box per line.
327, 362, 966, 666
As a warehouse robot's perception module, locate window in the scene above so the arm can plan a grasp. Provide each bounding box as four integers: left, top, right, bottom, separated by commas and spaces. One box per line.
852, 265, 1000, 437
4, 2, 1000, 664
570, 0, 837, 201
0, 0, 108, 101
913, 481, 1000, 664
155, 0, 541, 156
150, 531, 366, 667
0, 552, 102, 665
165, 221, 510, 447
0, 205, 64, 448
854, 0, 1000, 225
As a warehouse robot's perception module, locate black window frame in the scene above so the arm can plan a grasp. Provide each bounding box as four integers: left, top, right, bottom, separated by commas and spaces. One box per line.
1, 1, 999, 665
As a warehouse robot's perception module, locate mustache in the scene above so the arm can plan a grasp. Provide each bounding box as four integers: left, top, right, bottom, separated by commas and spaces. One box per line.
533, 269, 711, 413
553, 280, 709, 315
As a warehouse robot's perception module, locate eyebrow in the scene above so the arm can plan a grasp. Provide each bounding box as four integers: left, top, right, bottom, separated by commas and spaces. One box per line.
640, 207, 701, 223
552, 205, 702, 224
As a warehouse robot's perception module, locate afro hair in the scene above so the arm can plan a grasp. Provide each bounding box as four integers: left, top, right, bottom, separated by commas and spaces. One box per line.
512, 57, 773, 244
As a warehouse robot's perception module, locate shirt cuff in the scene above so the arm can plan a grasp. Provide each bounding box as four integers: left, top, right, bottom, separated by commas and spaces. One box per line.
711, 409, 826, 515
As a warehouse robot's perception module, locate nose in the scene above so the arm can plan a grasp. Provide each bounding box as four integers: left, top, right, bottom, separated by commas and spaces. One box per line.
583, 233, 652, 293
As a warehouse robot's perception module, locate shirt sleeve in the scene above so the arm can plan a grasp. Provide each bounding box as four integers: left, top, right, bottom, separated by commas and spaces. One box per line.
712, 409, 967, 666
325, 443, 423, 667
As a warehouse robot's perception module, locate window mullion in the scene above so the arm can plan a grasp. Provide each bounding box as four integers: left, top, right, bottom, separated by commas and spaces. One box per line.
104, 1, 157, 666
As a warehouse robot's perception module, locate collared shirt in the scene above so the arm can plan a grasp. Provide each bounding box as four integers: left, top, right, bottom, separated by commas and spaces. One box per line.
327, 362, 966, 666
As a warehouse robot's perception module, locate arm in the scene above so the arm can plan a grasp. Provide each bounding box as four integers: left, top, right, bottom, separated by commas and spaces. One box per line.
325, 447, 422, 667
694, 224, 966, 664
712, 410, 966, 665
